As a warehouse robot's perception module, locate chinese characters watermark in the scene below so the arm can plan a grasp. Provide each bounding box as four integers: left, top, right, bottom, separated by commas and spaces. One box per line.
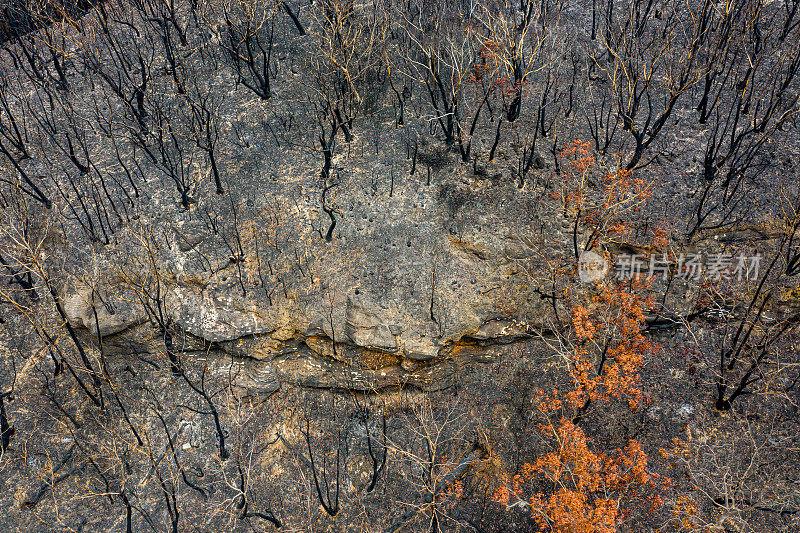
577, 252, 761, 283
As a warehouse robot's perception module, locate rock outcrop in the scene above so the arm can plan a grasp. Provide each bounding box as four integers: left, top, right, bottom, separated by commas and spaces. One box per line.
63, 286, 146, 338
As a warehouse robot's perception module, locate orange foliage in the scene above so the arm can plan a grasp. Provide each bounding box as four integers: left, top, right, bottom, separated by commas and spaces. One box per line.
490, 140, 668, 532
555, 141, 653, 247
566, 281, 658, 410
494, 280, 662, 532
498, 412, 658, 533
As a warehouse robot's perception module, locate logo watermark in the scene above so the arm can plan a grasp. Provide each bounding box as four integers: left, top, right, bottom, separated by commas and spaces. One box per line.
577, 251, 609, 283
577, 252, 761, 283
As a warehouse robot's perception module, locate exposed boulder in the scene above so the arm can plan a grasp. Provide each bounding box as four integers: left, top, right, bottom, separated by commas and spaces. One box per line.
212, 357, 281, 394
467, 318, 534, 345
63, 286, 146, 338
167, 286, 273, 342
401, 335, 440, 361
344, 294, 398, 352
171, 220, 208, 252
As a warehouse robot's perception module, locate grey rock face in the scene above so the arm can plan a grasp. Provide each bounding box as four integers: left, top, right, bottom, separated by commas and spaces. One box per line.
167, 286, 273, 342
77, 139, 568, 395
344, 294, 398, 352
63, 287, 147, 338
172, 220, 208, 252
468, 318, 533, 344
400, 336, 440, 360
213, 358, 281, 394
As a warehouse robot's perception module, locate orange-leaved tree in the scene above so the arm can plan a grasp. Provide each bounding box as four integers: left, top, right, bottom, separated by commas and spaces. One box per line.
554, 140, 653, 258
493, 280, 665, 532
488, 139, 667, 531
